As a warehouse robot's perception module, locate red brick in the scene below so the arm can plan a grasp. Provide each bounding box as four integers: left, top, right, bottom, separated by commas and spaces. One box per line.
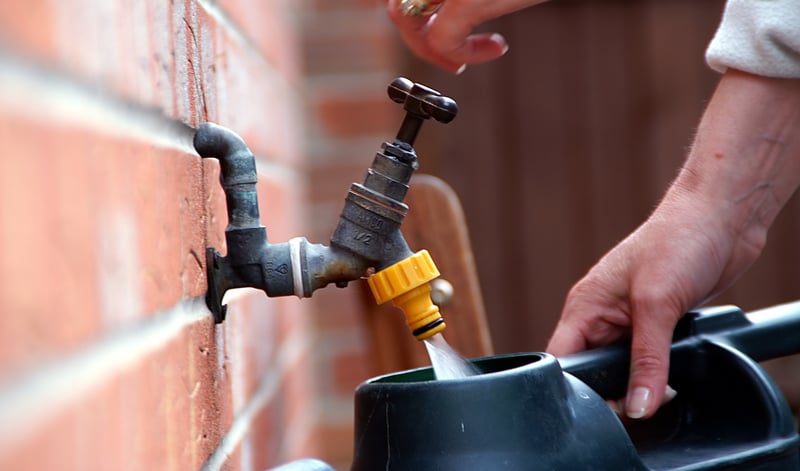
180, 0, 211, 125
222, 444, 243, 471
189, 315, 235, 467
248, 392, 281, 468
308, 160, 368, 204
256, 171, 307, 242
307, 0, 385, 11
0, 1, 58, 61
278, 348, 318, 460
165, 2, 305, 165
0, 115, 206, 372
303, 21, 399, 76
215, 0, 302, 79
210, 39, 304, 165
0, 1, 303, 158
1, 380, 128, 470
149, 1, 179, 115
314, 91, 396, 138
304, 25, 399, 75
0, 118, 101, 371
308, 287, 370, 333
115, 1, 159, 107
0, 309, 229, 470
213, 292, 316, 418
221, 293, 281, 415
313, 422, 356, 470
278, 298, 318, 347
5, 1, 157, 107
188, 308, 319, 469
314, 325, 372, 399
202, 157, 233, 261
332, 348, 372, 397
0, 2, 406, 470
200, 160, 310, 422
247, 348, 318, 469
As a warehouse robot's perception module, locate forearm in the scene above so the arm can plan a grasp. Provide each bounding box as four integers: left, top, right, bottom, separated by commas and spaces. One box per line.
665, 69, 800, 249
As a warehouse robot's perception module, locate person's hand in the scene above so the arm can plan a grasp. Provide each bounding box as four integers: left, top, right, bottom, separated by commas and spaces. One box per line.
546, 186, 763, 419
386, 0, 546, 73
546, 69, 800, 420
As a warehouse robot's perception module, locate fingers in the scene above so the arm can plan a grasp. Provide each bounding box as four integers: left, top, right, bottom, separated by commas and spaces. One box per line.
545, 321, 587, 357
550, 301, 680, 420
547, 274, 632, 357
425, 7, 509, 66
387, 0, 460, 71
451, 32, 509, 67
607, 385, 677, 418
386, 0, 509, 72
624, 300, 679, 419
550, 260, 683, 420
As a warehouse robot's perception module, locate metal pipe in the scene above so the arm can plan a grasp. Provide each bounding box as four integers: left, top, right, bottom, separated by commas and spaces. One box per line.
193, 78, 459, 324
193, 123, 383, 321
194, 122, 261, 230
192, 124, 421, 322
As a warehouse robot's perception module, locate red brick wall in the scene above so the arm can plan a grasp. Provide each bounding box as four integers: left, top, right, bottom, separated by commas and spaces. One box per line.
301, 0, 407, 468
0, 0, 403, 469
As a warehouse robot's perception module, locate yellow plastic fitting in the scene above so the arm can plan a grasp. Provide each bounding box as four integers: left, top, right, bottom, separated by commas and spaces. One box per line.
367, 250, 446, 340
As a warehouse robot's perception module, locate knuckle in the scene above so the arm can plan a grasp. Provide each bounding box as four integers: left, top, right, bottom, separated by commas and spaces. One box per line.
629, 284, 685, 323
629, 350, 664, 373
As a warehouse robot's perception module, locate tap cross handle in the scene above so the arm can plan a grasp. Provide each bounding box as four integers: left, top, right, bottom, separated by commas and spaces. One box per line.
388, 77, 458, 147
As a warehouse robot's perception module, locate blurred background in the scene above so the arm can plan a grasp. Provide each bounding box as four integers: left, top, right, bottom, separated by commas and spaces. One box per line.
402, 0, 800, 410
1, 0, 799, 470
406, 0, 729, 353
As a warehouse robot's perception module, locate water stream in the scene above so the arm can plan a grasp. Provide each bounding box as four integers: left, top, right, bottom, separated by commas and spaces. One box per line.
423, 332, 479, 380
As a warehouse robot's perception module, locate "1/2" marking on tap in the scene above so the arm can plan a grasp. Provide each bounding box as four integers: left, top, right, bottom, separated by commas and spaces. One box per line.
353, 231, 373, 245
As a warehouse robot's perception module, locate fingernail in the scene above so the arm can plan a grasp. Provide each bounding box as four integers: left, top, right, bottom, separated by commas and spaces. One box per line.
455, 64, 467, 75
664, 385, 678, 402
626, 387, 651, 419
490, 33, 509, 55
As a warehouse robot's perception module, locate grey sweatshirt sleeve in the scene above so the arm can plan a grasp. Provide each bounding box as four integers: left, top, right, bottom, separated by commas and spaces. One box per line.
705, 0, 800, 78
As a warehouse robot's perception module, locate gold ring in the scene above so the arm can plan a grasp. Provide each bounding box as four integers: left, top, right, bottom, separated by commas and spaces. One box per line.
398, 0, 443, 17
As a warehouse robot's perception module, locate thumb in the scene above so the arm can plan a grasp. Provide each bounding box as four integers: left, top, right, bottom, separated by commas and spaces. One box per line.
624, 306, 676, 419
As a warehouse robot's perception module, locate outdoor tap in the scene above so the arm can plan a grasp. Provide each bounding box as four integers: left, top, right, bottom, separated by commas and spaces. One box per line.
194, 77, 458, 341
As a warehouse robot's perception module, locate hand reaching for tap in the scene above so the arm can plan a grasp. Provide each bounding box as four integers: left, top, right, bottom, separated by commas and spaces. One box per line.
547, 69, 800, 419
385, 0, 547, 73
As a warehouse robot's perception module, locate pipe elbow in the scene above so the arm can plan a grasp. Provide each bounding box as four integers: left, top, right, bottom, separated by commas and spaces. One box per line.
194, 122, 261, 230
193, 122, 258, 191
193, 122, 249, 159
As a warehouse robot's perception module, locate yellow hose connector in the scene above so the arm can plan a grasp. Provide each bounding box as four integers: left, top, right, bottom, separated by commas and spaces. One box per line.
367, 250, 446, 340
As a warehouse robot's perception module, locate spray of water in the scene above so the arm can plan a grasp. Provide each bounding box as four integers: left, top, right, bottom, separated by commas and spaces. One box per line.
423, 332, 478, 380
